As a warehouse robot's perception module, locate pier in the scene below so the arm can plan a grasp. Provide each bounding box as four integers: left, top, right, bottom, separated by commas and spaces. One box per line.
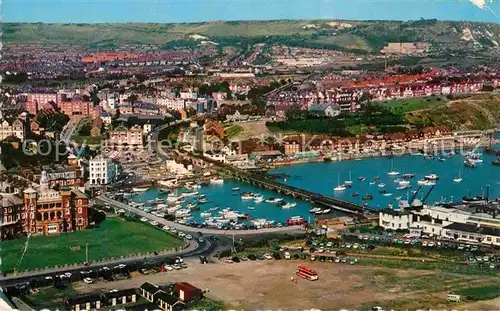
202, 156, 374, 215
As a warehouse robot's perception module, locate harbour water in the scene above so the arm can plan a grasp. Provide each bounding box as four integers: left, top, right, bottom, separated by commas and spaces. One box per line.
272, 148, 500, 209
131, 147, 499, 225
130, 180, 320, 225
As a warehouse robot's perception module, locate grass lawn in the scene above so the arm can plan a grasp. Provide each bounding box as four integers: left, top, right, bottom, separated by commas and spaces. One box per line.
225, 125, 244, 139
456, 285, 500, 301
23, 285, 77, 310
0, 218, 182, 272
71, 135, 103, 145
376, 96, 449, 113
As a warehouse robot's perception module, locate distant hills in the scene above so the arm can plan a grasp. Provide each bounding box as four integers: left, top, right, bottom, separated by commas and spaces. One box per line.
4, 20, 500, 54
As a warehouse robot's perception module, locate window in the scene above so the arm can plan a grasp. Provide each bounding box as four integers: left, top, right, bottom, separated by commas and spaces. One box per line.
47, 224, 58, 233
78, 207, 82, 213
487, 237, 492, 242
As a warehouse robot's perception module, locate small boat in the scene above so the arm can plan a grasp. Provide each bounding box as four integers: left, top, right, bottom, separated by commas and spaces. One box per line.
424, 174, 439, 180
387, 160, 399, 176
266, 198, 283, 203
402, 173, 415, 179
362, 195, 373, 200
198, 198, 209, 204
382, 193, 393, 197
493, 157, 500, 166
396, 185, 411, 190
358, 176, 366, 181
344, 171, 353, 186
182, 191, 199, 197
232, 187, 240, 191
369, 181, 376, 185
248, 206, 255, 210
334, 173, 346, 191
254, 197, 264, 203
241, 192, 254, 200
398, 180, 410, 186
373, 176, 380, 180
309, 207, 322, 213
438, 157, 446, 162
352, 192, 360, 197
132, 187, 148, 192
200, 212, 211, 218
187, 203, 199, 211
417, 179, 435, 186
282, 202, 297, 209
464, 159, 477, 168
334, 185, 347, 192
159, 188, 170, 194
378, 183, 386, 188
210, 177, 224, 185
379, 190, 387, 194
453, 177, 463, 183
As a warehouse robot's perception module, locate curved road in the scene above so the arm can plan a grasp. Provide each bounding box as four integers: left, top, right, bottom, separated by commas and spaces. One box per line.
96, 195, 305, 236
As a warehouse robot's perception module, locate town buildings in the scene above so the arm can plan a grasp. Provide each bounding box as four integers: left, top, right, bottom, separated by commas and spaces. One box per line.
22, 172, 89, 236
89, 156, 119, 186
0, 119, 25, 142
108, 125, 143, 146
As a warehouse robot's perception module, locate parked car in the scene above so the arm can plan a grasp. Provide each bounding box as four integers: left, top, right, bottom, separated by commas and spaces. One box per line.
264, 253, 273, 260
284, 252, 291, 260
83, 278, 93, 284
185, 234, 193, 240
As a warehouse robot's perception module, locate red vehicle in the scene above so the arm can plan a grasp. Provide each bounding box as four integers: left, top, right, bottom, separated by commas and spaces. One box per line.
296, 266, 318, 281
286, 216, 307, 226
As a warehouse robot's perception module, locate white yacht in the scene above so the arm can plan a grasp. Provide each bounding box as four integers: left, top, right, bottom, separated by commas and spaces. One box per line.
424, 174, 439, 180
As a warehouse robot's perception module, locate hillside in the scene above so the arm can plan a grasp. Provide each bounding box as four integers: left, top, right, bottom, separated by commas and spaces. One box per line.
405, 94, 500, 130
5, 19, 500, 53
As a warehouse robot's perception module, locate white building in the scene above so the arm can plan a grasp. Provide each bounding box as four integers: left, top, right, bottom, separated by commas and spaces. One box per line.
157, 98, 185, 110
89, 156, 117, 186
379, 209, 413, 230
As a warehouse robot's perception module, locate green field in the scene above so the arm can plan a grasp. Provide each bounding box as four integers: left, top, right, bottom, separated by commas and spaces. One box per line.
225, 125, 244, 139
375, 96, 449, 113
0, 218, 182, 272
456, 285, 500, 301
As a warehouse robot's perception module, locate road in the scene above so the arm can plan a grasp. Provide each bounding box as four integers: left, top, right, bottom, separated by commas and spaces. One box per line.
96, 195, 305, 236
0, 237, 216, 287
60, 115, 85, 143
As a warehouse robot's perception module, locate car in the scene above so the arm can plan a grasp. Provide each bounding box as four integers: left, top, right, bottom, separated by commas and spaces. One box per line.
403, 240, 411, 245
163, 225, 170, 231
263, 253, 273, 260
428, 242, 435, 247
458, 244, 465, 250
326, 242, 333, 247
346, 243, 352, 248
178, 232, 186, 238
224, 258, 234, 264
140, 217, 148, 222
353, 243, 359, 249
334, 257, 340, 263
318, 247, 325, 253
341, 257, 348, 263
232, 256, 241, 263
328, 257, 334, 263
422, 241, 428, 247
185, 234, 193, 240
284, 252, 291, 260
471, 246, 478, 252
489, 264, 495, 269
319, 256, 326, 262
83, 278, 93, 284
197, 237, 204, 243
162, 265, 173, 271
310, 255, 316, 261
247, 254, 257, 261
176, 256, 184, 263
349, 258, 356, 265
172, 264, 182, 270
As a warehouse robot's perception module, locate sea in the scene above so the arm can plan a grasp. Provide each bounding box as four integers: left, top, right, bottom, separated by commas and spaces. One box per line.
131, 147, 500, 224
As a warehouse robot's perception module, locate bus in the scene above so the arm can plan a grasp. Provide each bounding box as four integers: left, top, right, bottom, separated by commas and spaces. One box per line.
296, 266, 318, 281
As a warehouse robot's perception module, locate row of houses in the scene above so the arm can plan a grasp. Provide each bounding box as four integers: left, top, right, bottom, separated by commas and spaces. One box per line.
65, 282, 202, 311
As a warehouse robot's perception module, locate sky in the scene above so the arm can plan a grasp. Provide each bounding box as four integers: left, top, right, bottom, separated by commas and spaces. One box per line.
3, 0, 500, 23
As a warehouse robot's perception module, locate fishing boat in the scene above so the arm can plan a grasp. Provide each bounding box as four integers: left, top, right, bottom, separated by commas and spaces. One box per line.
198, 198, 209, 204
309, 207, 322, 213
232, 187, 240, 191
187, 203, 199, 211
208, 206, 219, 212
352, 192, 360, 197
315, 209, 331, 215
358, 176, 366, 181
247, 206, 255, 210
182, 191, 199, 197
362, 195, 373, 200
379, 190, 387, 194
132, 187, 148, 193
378, 183, 386, 188
282, 202, 297, 209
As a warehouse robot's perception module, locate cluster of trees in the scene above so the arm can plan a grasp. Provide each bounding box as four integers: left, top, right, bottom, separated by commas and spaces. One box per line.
35, 112, 70, 132
198, 81, 232, 98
